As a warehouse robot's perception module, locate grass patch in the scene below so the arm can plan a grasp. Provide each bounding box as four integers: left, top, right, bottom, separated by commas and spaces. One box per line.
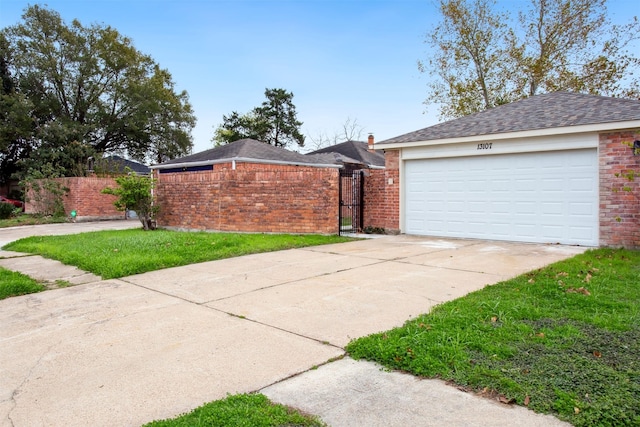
0, 214, 68, 228
0, 267, 46, 299
346, 248, 640, 427
3, 229, 351, 279
143, 393, 325, 427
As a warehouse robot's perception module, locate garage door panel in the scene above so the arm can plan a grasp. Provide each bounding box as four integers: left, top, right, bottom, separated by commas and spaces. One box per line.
571, 228, 596, 242
541, 202, 563, 215
570, 202, 595, 215
404, 149, 598, 245
571, 177, 595, 191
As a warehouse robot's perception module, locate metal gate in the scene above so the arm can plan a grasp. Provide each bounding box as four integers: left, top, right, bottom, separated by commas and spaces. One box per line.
339, 169, 364, 235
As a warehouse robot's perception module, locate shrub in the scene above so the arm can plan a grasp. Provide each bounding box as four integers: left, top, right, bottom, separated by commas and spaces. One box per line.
21, 166, 69, 217
0, 202, 15, 219
102, 169, 158, 230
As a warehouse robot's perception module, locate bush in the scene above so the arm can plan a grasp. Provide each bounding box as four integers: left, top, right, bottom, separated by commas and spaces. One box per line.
0, 202, 15, 219
21, 173, 69, 218
102, 169, 158, 230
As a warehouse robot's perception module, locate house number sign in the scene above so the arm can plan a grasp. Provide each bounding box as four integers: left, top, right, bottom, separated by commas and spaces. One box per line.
477, 143, 493, 150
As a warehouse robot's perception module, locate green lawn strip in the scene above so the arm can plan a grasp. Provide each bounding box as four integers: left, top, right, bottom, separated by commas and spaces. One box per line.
0, 214, 68, 228
346, 248, 640, 427
0, 267, 46, 299
143, 393, 325, 427
3, 229, 351, 279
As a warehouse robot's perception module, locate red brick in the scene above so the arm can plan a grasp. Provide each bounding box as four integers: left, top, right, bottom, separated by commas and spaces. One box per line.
599, 131, 640, 248
25, 177, 122, 220
363, 151, 399, 233
155, 162, 339, 234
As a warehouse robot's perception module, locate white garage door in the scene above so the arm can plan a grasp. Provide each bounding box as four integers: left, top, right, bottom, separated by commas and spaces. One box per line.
405, 149, 598, 245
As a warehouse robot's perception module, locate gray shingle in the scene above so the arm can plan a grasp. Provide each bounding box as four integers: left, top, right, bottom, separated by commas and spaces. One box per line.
307, 140, 385, 167
157, 139, 338, 166
100, 156, 150, 174
378, 92, 640, 145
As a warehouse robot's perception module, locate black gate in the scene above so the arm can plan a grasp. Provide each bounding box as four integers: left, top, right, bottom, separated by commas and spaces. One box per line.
339, 169, 364, 235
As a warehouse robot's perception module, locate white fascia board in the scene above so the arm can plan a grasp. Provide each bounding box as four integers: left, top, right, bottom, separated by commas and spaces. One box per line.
374, 120, 640, 150
151, 157, 342, 170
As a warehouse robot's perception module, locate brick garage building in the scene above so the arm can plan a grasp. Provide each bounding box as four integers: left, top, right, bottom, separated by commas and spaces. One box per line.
152, 139, 350, 234
372, 92, 640, 248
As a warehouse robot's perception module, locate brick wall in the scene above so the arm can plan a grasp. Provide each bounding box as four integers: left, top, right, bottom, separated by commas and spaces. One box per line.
63, 177, 122, 220
363, 150, 399, 233
25, 177, 122, 220
599, 131, 640, 248
155, 162, 339, 234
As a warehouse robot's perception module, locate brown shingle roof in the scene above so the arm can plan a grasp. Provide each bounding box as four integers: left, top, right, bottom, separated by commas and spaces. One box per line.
378, 92, 640, 145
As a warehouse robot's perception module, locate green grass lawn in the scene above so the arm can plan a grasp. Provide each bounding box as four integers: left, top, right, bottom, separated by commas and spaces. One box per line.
143, 393, 325, 427
0, 214, 68, 228
0, 267, 45, 300
3, 229, 351, 279
346, 248, 640, 427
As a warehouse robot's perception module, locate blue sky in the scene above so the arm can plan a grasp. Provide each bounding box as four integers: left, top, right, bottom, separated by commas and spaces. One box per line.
1, 0, 638, 155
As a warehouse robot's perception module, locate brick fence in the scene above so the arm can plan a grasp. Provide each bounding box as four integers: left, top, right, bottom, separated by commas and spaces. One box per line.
155, 162, 339, 234
599, 130, 640, 248
25, 177, 122, 221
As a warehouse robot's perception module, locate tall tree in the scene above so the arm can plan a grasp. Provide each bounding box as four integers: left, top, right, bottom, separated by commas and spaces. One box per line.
0, 33, 35, 185
418, 0, 514, 119
420, 0, 640, 119
254, 88, 304, 148
1, 5, 196, 177
212, 111, 268, 146
212, 88, 304, 148
514, 0, 639, 98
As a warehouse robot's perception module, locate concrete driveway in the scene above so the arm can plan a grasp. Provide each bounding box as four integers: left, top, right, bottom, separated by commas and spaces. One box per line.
0, 222, 584, 426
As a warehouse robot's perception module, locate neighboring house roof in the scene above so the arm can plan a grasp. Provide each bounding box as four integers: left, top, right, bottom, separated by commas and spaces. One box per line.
99, 155, 150, 175
306, 140, 385, 168
152, 138, 342, 169
378, 92, 640, 146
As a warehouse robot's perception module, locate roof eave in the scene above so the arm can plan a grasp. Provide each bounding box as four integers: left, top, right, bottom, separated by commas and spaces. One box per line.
375, 119, 640, 150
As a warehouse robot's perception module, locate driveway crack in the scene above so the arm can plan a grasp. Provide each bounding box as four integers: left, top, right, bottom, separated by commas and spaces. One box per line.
5, 341, 60, 427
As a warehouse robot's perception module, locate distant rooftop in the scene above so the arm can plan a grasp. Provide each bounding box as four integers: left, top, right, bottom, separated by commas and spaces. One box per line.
97, 155, 150, 175
153, 138, 342, 169
307, 140, 385, 168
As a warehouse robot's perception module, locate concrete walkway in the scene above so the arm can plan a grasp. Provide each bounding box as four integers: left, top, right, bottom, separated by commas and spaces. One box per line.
0, 221, 584, 426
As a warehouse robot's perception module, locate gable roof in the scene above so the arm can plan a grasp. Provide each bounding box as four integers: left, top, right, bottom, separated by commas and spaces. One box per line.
378, 92, 640, 147
152, 138, 342, 169
97, 155, 150, 175
306, 140, 385, 168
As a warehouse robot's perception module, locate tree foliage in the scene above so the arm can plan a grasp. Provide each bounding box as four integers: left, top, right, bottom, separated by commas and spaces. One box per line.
0, 33, 35, 185
420, 0, 640, 119
102, 169, 158, 230
1, 5, 196, 179
212, 88, 304, 148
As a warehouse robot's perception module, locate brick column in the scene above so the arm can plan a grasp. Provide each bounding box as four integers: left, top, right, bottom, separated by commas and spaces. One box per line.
599, 131, 640, 248
363, 150, 400, 233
